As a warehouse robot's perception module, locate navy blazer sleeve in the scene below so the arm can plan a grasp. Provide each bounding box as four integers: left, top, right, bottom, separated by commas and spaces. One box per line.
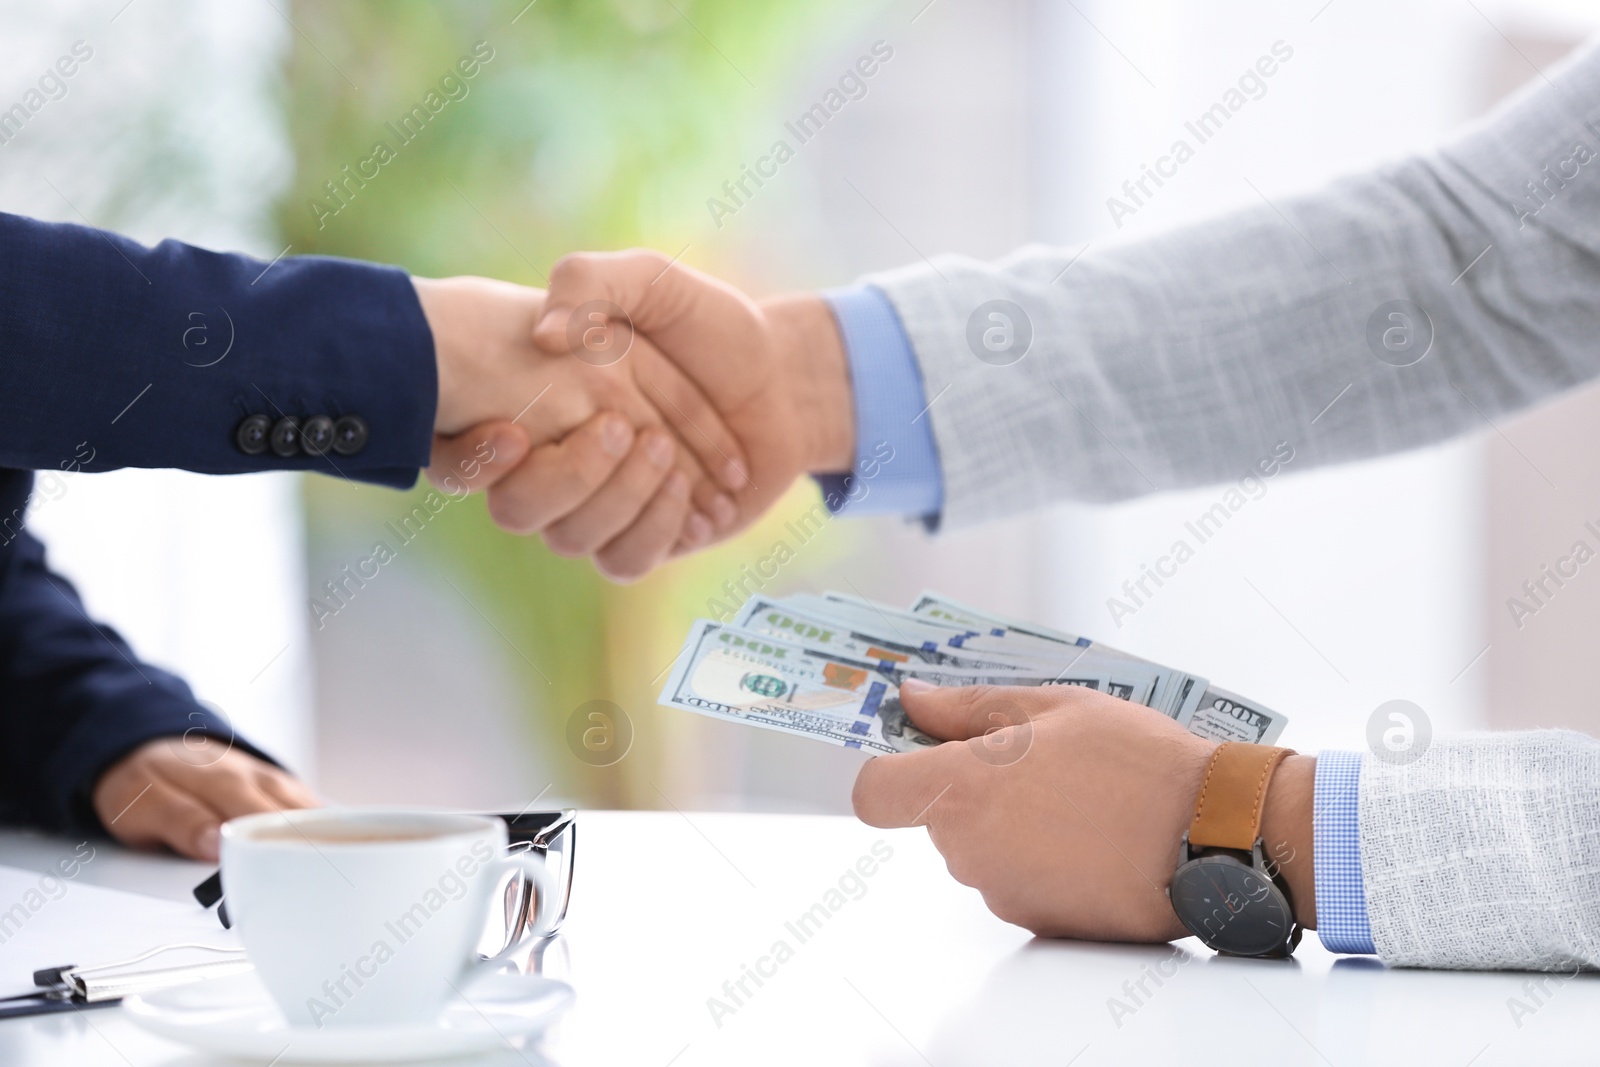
0, 477, 277, 832
0, 211, 436, 485
0, 212, 439, 832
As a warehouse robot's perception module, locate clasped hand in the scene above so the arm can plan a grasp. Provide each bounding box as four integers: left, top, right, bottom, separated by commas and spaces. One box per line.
418, 251, 854, 580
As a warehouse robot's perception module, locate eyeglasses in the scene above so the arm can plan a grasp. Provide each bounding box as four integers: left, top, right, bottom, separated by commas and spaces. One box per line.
192, 809, 578, 950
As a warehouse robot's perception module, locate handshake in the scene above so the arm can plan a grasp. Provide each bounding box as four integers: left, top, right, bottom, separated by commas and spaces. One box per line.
418, 251, 858, 581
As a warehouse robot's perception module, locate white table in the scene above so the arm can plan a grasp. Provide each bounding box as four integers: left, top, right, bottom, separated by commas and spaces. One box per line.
0, 812, 1595, 1066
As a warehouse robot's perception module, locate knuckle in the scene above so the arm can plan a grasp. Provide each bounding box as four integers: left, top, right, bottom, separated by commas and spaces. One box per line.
574, 433, 627, 484
689, 480, 722, 514
541, 523, 590, 558
943, 852, 983, 889
980, 890, 1029, 928
598, 527, 671, 584
595, 552, 646, 584
850, 767, 882, 823
546, 252, 599, 293
572, 456, 617, 496
954, 685, 996, 724
486, 489, 542, 535
675, 461, 712, 498
617, 464, 669, 506
624, 246, 671, 271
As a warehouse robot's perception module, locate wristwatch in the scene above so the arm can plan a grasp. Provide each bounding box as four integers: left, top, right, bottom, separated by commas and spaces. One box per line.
1167, 742, 1302, 958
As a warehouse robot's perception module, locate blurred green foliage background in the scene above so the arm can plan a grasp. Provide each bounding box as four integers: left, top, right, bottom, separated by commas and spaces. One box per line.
282, 0, 865, 806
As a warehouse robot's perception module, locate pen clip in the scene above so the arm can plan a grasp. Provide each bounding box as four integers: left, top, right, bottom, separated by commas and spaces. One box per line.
30, 964, 76, 994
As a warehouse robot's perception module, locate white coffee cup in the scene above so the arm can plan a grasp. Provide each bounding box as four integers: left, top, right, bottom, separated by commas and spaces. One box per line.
221, 808, 556, 1029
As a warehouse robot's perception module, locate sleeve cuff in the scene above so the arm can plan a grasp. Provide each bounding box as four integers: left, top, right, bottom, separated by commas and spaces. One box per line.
1313, 749, 1376, 954
48, 687, 276, 834
812, 285, 945, 527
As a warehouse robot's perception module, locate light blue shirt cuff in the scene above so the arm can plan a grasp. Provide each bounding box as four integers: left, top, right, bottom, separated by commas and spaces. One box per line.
813, 285, 945, 527
1313, 749, 1376, 954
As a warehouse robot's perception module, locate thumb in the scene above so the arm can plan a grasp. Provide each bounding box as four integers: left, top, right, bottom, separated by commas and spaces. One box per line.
532, 250, 763, 406
426, 421, 531, 495
897, 679, 1038, 743
895, 678, 989, 741
532, 249, 685, 351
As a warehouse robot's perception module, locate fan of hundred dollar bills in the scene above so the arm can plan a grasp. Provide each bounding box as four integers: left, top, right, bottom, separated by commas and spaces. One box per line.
658, 591, 1287, 754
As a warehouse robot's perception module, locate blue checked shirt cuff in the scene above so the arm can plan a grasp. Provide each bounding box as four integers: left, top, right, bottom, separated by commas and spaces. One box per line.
1313, 749, 1375, 954
812, 285, 945, 528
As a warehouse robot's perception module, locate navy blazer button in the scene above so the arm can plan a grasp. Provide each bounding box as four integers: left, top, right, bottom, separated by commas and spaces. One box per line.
331, 415, 368, 455
235, 414, 272, 455
269, 416, 302, 457
300, 415, 335, 456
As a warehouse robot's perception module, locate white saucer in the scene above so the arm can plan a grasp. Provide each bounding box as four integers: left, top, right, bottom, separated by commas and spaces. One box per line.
122, 970, 574, 1063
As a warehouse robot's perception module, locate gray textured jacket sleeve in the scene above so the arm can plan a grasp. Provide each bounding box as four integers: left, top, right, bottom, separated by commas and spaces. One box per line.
861, 40, 1600, 970
1362, 732, 1600, 970
865, 39, 1600, 532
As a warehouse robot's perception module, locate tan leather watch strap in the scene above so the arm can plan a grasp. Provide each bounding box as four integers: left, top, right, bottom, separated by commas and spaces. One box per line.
1187, 742, 1294, 851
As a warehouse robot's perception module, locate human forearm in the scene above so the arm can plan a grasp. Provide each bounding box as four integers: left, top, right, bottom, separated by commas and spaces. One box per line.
415, 274, 554, 437
1261, 753, 1316, 929
760, 292, 855, 473
864, 40, 1600, 529
0, 213, 434, 487
1360, 732, 1600, 970
0, 520, 273, 834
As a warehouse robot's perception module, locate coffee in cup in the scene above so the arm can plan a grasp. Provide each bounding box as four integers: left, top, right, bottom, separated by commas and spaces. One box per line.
221, 808, 556, 1028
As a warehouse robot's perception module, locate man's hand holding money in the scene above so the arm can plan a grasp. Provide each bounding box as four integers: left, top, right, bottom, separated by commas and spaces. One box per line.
852, 680, 1318, 943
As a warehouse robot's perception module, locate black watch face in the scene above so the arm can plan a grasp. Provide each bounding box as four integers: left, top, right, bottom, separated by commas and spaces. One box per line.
1170, 855, 1294, 956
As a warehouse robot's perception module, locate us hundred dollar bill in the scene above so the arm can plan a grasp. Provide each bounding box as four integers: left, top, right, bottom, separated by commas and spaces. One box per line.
910, 591, 1287, 744
659, 621, 1180, 754
745, 595, 1184, 710
810, 592, 1079, 663
819, 590, 1194, 708
909, 591, 1096, 649
658, 620, 938, 754
733, 595, 1068, 672
814, 591, 1204, 722
1181, 686, 1285, 745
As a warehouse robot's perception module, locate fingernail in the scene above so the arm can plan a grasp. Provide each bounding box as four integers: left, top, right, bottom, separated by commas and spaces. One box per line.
722, 458, 748, 489
645, 433, 674, 469
666, 471, 690, 499
601, 416, 633, 457
684, 512, 713, 545
899, 678, 936, 696
195, 825, 221, 862
710, 494, 737, 529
